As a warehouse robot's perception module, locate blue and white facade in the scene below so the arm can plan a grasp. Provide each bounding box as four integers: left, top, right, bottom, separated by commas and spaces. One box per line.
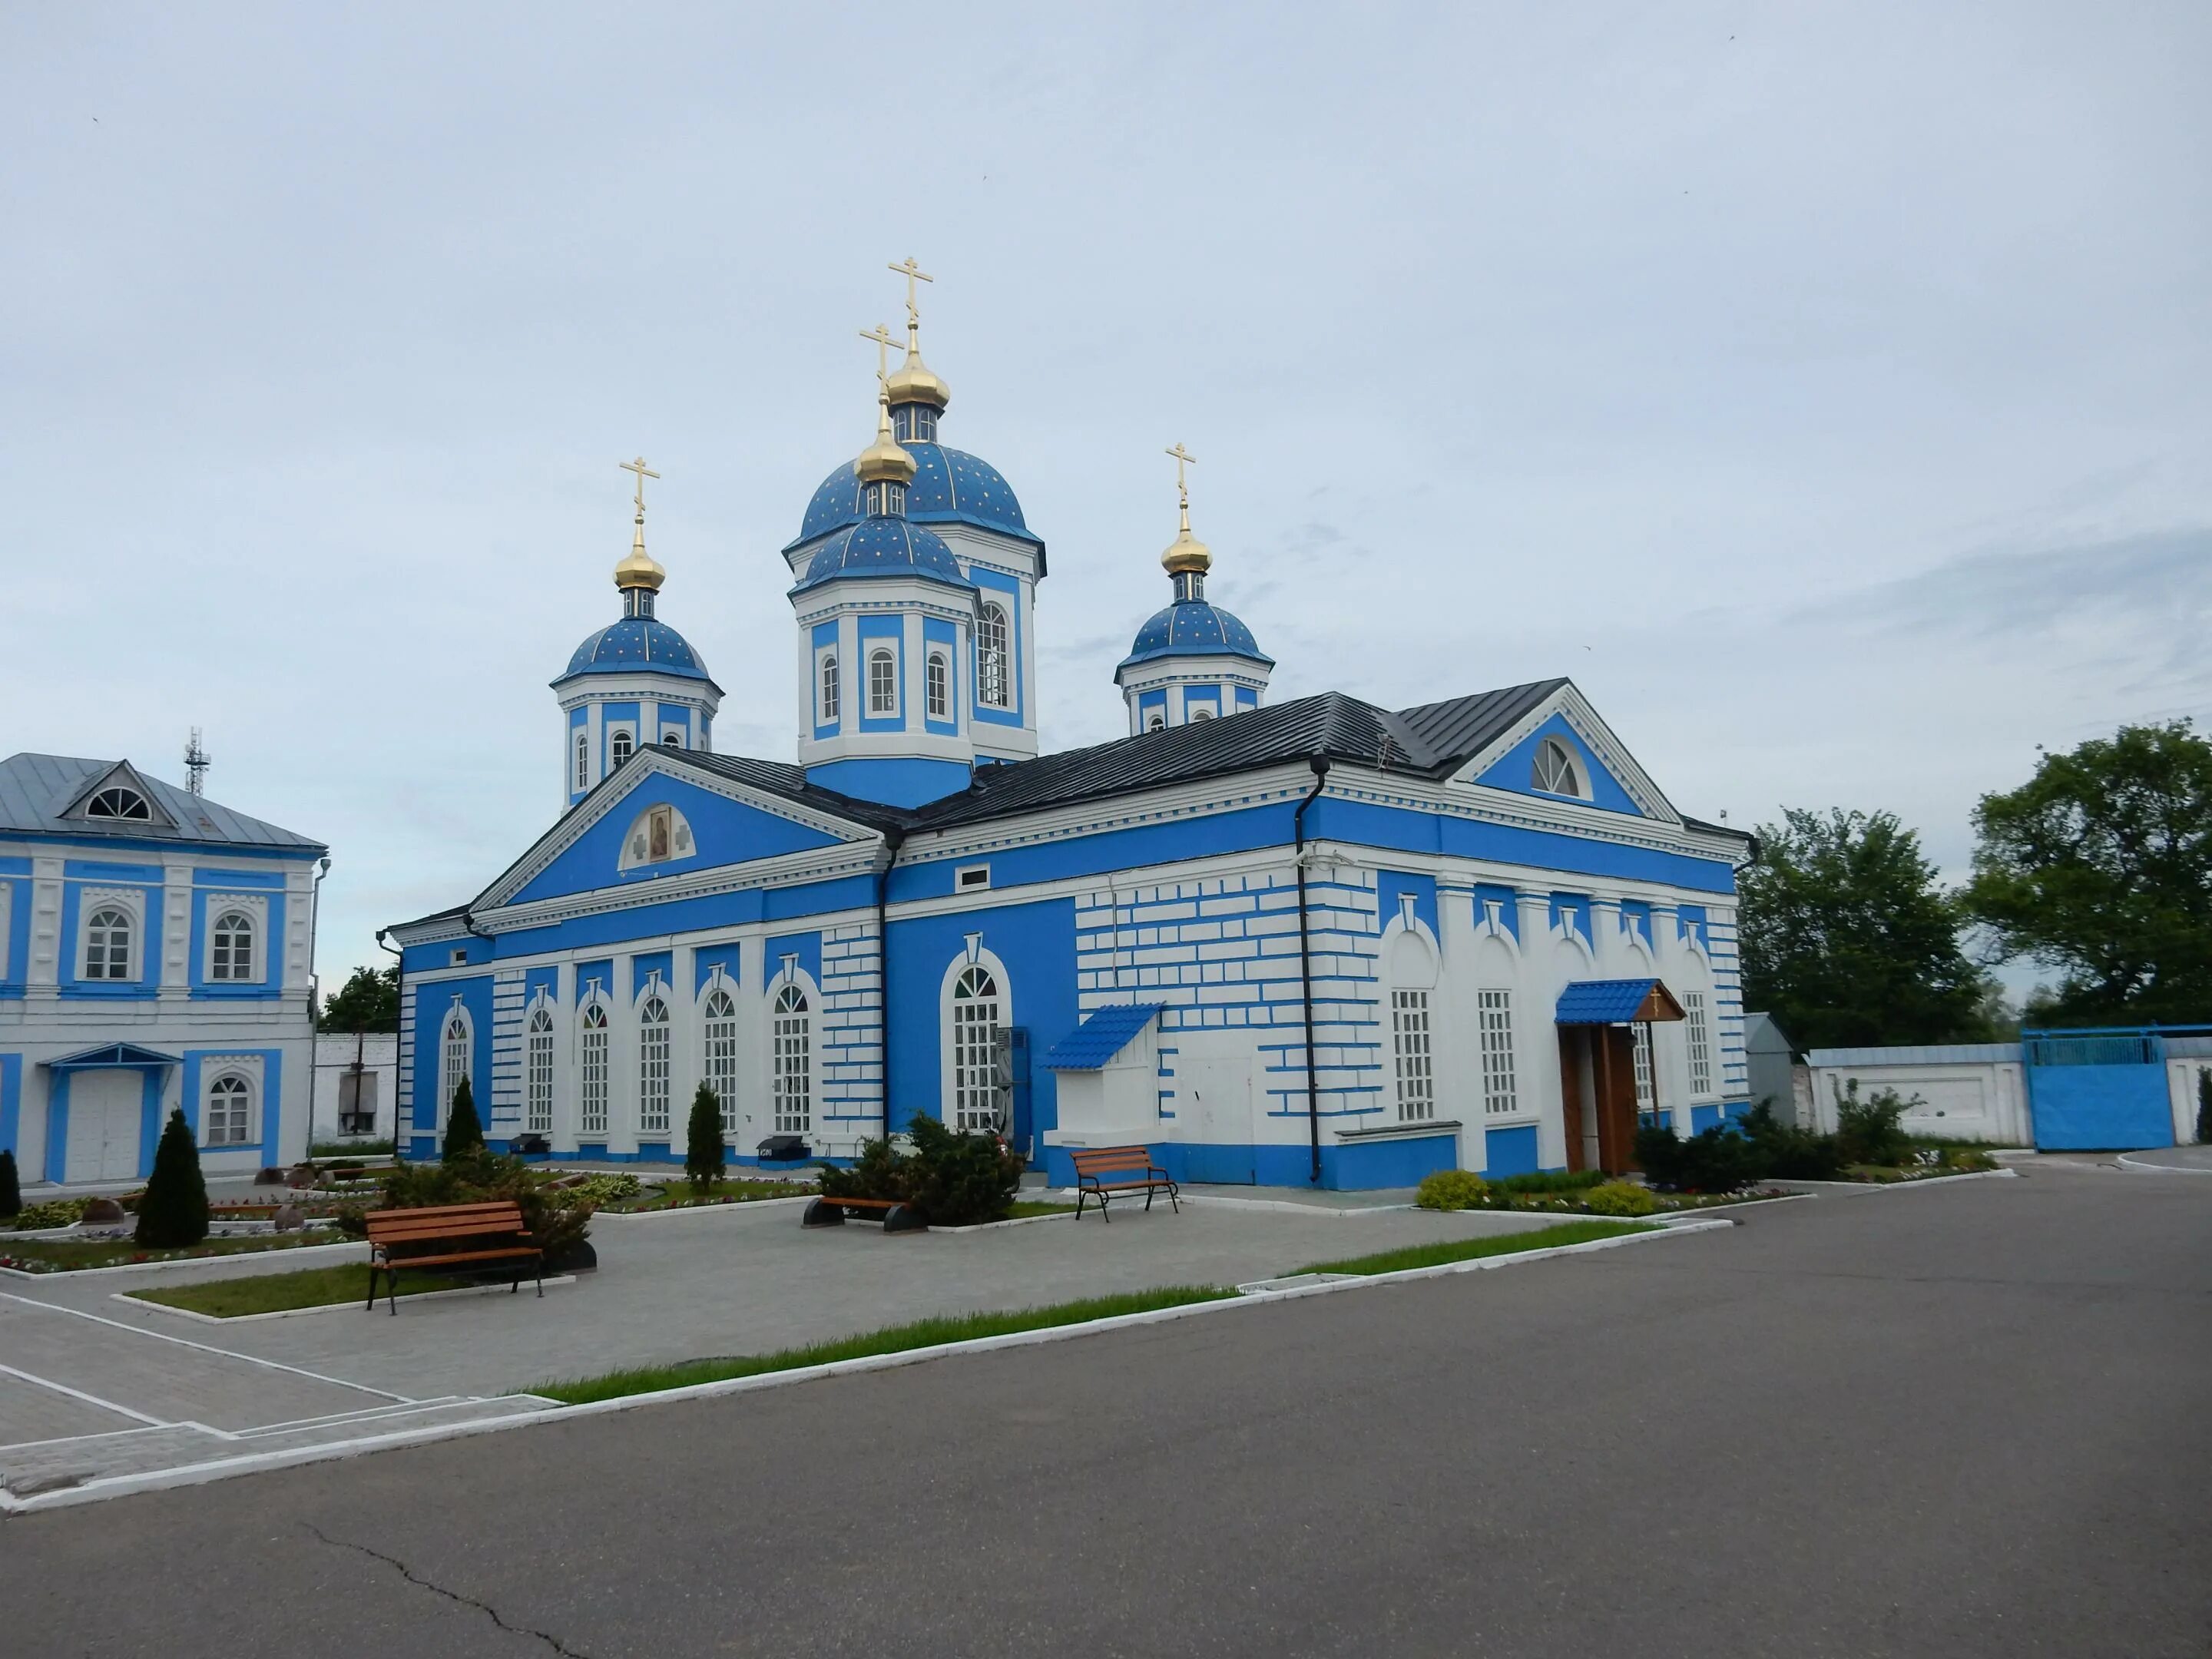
0, 756, 327, 1185
389, 316, 1754, 1189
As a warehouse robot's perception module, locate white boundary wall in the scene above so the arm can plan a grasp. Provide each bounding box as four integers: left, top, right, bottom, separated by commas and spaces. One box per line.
1803, 1045, 2029, 1145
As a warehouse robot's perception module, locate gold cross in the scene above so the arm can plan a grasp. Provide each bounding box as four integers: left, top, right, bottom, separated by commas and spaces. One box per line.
1165, 442, 1197, 508
618, 455, 660, 514
889, 256, 933, 325
858, 323, 898, 386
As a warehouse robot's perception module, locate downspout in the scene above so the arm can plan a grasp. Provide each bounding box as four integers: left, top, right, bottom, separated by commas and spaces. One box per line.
1293, 757, 1332, 1184
304, 855, 330, 1154
374, 926, 403, 1154
876, 826, 906, 1144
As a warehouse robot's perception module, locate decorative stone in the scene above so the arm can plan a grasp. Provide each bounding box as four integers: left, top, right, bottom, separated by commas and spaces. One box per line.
253, 1167, 286, 1186
286, 1164, 317, 1188
81, 1197, 126, 1224
271, 1204, 304, 1232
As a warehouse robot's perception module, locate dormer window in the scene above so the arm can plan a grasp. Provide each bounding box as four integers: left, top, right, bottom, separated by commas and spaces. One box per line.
1532, 737, 1585, 798
892, 406, 938, 442
862, 480, 906, 517
86, 786, 151, 821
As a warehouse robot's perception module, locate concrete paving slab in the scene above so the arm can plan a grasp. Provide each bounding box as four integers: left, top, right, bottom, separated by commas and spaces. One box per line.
0, 1373, 149, 1445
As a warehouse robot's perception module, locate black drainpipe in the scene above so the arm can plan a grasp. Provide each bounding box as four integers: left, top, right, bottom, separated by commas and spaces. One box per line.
876, 826, 906, 1142
1293, 757, 1332, 1184
373, 928, 404, 1157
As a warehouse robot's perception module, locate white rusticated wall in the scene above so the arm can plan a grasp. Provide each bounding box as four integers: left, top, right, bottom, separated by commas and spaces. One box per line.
1804, 1046, 2030, 1145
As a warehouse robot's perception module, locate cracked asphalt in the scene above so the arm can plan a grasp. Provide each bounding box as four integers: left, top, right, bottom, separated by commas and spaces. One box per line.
5, 1164, 2207, 1657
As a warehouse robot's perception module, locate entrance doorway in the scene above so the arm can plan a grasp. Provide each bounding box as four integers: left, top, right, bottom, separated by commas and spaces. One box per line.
1558, 1027, 1642, 1174
65, 1071, 145, 1183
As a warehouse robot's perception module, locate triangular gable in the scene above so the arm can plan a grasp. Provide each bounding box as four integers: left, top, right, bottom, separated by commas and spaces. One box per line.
61, 760, 178, 829
1459, 683, 1680, 823
479, 753, 879, 912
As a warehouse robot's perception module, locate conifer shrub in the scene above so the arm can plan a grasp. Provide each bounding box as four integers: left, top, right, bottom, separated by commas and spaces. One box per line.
442, 1077, 485, 1161
685, 1084, 726, 1194
335, 1150, 592, 1259
1636, 1124, 1767, 1193
1583, 1179, 1661, 1217
1415, 1168, 1491, 1210
818, 1137, 914, 1204
135, 1110, 210, 1248
819, 1118, 1022, 1225
1737, 1101, 1845, 1181
2197, 1069, 2212, 1144
0, 1147, 19, 1219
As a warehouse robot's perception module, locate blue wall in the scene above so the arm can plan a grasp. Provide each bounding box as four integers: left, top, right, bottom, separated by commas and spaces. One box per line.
1476, 714, 1645, 816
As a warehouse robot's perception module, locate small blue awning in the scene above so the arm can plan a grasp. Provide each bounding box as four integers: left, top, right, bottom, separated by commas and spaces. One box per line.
45, 1041, 183, 1070
1555, 979, 1685, 1025
1041, 1004, 1167, 1071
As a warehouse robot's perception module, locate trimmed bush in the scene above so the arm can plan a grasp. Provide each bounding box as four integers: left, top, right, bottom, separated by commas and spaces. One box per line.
136, 1109, 210, 1248
337, 1150, 591, 1259
1833, 1080, 1916, 1166
1637, 1124, 1767, 1193
442, 1076, 485, 1161
1492, 1168, 1607, 1195
902, 1114, 1025, 1226
1737, 1101, 1845, 1181
685, 1084, 726, 1194
0, 1147, 18, 1219
1584, 1179, 1661, 1217
1416, 1169, 1492, 1210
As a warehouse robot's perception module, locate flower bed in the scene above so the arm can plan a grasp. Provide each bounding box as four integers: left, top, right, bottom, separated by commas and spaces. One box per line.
0, 1229, 349, 1274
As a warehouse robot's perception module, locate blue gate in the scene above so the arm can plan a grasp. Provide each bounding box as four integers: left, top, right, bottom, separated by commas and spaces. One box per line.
2024, 1029, 2174, 1151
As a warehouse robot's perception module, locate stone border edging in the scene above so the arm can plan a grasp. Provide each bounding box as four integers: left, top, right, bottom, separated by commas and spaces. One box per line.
1769, 1167, 2020, 1194
113, 1275, 581, 1326
2115, 1152, 2212, 1174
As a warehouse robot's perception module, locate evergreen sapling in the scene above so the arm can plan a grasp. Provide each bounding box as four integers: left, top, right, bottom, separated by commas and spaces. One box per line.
2197, 1068, 2212, 1145
442, 1075, 485, 1161
0, 1147, 19, 1219
136, 1108, 210, 1247
686, 1083, 726, 1194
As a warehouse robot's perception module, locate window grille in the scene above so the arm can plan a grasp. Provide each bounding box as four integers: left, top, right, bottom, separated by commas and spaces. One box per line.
952, 966, 1003, 1131
578, 1002, 610, 1135
704, 988, 739, 1131
86, 787, 151, 820
84, 907, 134, 980
1391, 990, 1435, 1122
210, 910, 255, 981
205, 1075, 252, 1145
978, 604, 1010, 707
1685, 991, 1713, 1096
1532, 738, 1582, 796
1633, 1024, 1662, 1126
337, 1070, 378, 1135
1478, 988, 1518, 1114
525, 1007, 555, 1134
441, 1012, 469, 1122
819, 653, 839, 722
610, 730, 633, 769
637, 992, 671, 1134
926, 652, 949, 718
773, 985, 811, 1134
573, 729, 589, 791
869, 648, 897, 716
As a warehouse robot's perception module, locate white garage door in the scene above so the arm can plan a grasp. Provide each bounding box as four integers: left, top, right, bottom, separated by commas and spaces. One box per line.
65, 1071, 144, 1183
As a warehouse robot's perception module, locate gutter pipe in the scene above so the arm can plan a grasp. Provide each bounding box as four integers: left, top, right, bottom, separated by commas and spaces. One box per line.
875, 826, 906, 1143
1293, 757, 1332, 1184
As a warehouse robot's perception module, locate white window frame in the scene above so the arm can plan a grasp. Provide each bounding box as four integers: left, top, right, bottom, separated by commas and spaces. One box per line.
818, 650, 840, 724
702, 983, 740, 1133
78, 889, 144, 982
637, 985, 672, 1136
867, 646, 899, 717
949, 965, 1005, 1132
1633, 1022, 1659, 1121
977, 601, 1011, 709
578, 998, 611, 1136
1532, 737, 1587, 799
573, 727, 590, 792
204, 896, 267, 985
439, 1003, 473, 1128
1685, 990, 1714, 1098
84, 786, 153, 821
1478, 988, 1519, 1115
772, 982, 813, 1135
525, 1002, 555, 1135
926, 650, 949, 720
661, 727, 686, 749
1390, 989, 1435, 1123
608, 727, 636, 770
203, 1071, 255, 1147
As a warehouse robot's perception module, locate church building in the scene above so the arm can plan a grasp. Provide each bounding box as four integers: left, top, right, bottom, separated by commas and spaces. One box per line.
386, 268, 1754, 1189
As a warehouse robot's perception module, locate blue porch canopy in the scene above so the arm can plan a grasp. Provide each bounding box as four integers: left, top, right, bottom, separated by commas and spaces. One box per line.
1555, 979, 1684, 1025
45, 1042, 183, 1070
1042, 1004, 1167, 1071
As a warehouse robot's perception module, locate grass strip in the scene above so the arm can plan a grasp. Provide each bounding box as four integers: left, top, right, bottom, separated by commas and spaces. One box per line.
535, 1284, 1236, 1405
1295, 1219, 1658, 1278
1003, 1200, 1078, 1219
126, 1263, 478, 1317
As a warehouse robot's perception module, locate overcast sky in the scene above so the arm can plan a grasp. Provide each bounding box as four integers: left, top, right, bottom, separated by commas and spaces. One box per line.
5, 2, 2208, 992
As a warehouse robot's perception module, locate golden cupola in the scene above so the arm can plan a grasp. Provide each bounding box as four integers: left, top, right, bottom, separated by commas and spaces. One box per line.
614, 455, 667, 611
1160, 442, 1213, 595
855, 386, 918, 490
886, 329, 951, 413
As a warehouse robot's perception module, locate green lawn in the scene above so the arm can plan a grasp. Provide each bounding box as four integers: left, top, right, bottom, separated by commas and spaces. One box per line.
126, 1262, 488, 1317
1294, 1219, 1657, 1277
0, 1230, 348, 1274
535, 1285, 1237, 1404
1002, 1200, 1078, 1219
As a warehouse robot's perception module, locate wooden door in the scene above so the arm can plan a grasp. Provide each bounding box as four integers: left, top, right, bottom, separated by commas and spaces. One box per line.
1557, 1029, 1591, 1174
1593, 1027, 1641, 1174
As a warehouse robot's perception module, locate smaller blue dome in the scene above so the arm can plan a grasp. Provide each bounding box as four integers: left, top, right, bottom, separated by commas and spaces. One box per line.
788, 443, 1038, 551
1120, 601, 1274, 671
556, 616, 713, 684
792, 517, 975, 595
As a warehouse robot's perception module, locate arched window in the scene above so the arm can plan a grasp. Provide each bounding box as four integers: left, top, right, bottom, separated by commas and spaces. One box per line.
926, 651, 949, 719
86, 786, 151, 820
210, 910, 256, 982
525, 1006, 555, 1134
661, 731, 683, 750
1477, 988, 1519, 1115
637, 992, 671, 1135
205, 1074, 253, 1147
610, 729, 634, 770
573, 729, 589, 792
1532, 737, 1583, 797
1390, 990, 1435, 1122
977, 602, 1010, 708
1190, 707, 1213, 722
1146, 714, 1165, 733
703, 988, 739, 1131
868, 647, 898, 716
578, 1002, 610, 1135
772, 983, 811, 1134
440, 1009, 471, 1123
84, 906, 134, 981
950, 965, 1003, 1132
819, 653, 840, 723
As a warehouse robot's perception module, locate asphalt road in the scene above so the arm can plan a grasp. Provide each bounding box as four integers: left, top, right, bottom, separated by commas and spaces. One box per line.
5, 1167, 2207, 1657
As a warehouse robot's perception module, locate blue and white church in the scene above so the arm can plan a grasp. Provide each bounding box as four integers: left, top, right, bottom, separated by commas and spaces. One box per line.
388, 279, 1755, 1189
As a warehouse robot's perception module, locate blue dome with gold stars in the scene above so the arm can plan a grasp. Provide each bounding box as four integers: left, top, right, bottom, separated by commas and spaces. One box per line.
788, 443, 1038, 552
555, 616, 715, 685
1120, 601, 1273, 671
791, 516, 976, 596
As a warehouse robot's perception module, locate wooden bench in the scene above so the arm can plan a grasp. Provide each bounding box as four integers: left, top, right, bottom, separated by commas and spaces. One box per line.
364, 1200, 543, 1315
801, 1194, 926, 1233
1071, 1146, 1180, 1222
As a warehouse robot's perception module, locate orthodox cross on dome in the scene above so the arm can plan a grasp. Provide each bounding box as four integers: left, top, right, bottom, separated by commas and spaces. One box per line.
859, 323, 899, 388
619, 455, 660, 519
1165, 442, 1198, 525
889, 256, 933, 333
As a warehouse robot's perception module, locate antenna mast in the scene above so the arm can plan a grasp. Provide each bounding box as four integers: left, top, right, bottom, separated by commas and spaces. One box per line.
184, 727, 210, 795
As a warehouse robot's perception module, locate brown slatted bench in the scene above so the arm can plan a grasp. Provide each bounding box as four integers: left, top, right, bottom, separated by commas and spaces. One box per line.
365, 1200, 543, 1315
801, 1194, 926, 1232
1070, 1145, 1180, 1222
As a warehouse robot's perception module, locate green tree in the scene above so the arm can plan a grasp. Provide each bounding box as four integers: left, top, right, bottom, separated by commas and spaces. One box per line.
442, 1075, 485, 1161
685, 1084, 726, 1194
1738, 807, 1992, 1050
2197, 1069, 2212, 1145
136, 1109, 210, 1247
0, 1147, 20, 1219
1966, 721, 2212, 1025
320, 964, 400, 1033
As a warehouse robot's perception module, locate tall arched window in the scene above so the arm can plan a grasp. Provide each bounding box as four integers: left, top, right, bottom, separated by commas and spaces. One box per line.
1390, 990, 1435, 1122
205, 1074, 253, 1146
1532, 737, 1584, 797
210, 910, 256, 982
84, 906, 134, 980
440, 1009, 471, 1124
610, 730, 634, 770
926, 651, 949, 719
950, 965, 1002, 1132
573, 728, 589, 792
637, 992, 671, 1135
578, 1001, 610, 1135
977, 602, 1010, 708
703, 988, 739, 1131
772, 984, 811, 1134
525, 1005, 555, 1134
868, 647, 898, 716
